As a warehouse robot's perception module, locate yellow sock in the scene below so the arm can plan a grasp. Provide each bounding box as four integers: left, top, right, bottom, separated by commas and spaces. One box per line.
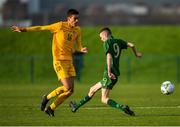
50, 89, 72, 110
47, 86, 66, 100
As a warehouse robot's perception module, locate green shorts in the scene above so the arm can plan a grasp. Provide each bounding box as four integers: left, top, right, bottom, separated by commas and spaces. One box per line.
100, 75, 118, 90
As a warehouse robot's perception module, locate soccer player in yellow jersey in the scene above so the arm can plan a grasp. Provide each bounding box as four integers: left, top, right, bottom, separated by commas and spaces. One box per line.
11, 9, 88, 117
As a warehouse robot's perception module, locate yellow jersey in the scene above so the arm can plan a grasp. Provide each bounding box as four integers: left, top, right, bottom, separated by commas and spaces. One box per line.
25, 21, 83, 61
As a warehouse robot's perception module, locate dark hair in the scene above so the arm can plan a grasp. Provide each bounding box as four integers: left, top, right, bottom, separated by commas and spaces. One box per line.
67, 9, 79, 17
99, 27, 112, 35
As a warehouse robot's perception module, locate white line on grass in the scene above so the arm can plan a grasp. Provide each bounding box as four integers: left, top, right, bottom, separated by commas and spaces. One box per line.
0, 104, 180, 110
83, 106, 180, 110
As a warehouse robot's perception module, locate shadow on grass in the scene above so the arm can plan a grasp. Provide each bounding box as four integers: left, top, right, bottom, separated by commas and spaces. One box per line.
135, 114, 180, 117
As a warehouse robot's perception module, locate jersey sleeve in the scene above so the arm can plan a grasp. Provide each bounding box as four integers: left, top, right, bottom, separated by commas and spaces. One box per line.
76, 26, 83, 51
25, 22, 61, 33
103, 41, 110, 55
119, 39, 128, 49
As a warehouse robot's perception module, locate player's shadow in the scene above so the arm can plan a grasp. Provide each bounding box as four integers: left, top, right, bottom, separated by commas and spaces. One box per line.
135, 114, 180, 117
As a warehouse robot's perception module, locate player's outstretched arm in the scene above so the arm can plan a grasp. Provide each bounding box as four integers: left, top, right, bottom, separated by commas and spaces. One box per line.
127, 42, 142, 58
11, 25, 26, 32
11, 24, 55, 32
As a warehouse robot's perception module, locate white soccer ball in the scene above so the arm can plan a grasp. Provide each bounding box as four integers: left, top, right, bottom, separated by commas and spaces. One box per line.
161, 81, 174, 95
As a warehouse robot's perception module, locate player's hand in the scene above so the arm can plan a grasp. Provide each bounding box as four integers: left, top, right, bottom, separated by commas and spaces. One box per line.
108, 72, 116, 80
136, 52, 142, 58
80, 47, 88, 54
11, 26, 22, 32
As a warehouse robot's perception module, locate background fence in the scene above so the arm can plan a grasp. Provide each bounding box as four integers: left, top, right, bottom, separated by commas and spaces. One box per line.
0, 55, 179, 84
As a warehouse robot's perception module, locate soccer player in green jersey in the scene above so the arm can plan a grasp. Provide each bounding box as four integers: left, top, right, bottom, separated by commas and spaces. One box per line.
69, 27, 142, 116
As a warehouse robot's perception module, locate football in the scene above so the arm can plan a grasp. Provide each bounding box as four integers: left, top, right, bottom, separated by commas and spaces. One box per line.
161, 81, 174, 95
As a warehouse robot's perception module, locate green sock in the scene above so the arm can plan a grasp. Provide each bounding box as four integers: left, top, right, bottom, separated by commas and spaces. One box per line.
107, 99, 123, 111
76, 95, 91, 110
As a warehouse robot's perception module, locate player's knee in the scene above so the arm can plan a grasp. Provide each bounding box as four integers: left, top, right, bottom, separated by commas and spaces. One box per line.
101, 97, 108, 104
89, 86, 96, 97
64, 88, 73, 97
69, 88, 73, 95
68, 88, 74, 96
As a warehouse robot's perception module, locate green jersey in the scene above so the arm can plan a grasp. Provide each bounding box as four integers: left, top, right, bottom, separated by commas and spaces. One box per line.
103, 36, 128, 76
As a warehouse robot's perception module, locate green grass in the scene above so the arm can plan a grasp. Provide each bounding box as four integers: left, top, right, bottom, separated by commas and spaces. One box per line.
0, 26, 180, 125
0, 83, 180, 126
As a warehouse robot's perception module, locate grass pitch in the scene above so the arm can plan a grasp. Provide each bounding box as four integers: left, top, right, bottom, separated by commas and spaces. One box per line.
0, 83, 180, 126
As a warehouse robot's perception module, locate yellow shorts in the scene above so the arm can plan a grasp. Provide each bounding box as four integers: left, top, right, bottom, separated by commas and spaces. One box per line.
53, 60, 76, 80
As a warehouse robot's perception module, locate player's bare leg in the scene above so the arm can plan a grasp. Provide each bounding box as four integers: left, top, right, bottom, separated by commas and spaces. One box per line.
88, 82, 102, 97
101, 88, 110, 104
